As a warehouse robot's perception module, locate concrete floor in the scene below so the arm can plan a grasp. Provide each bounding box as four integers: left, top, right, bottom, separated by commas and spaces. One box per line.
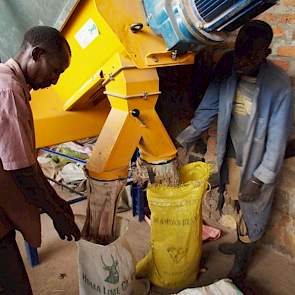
17, 188, 295, 295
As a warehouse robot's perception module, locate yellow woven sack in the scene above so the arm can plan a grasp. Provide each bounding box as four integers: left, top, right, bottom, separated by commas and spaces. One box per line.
136, 162, 211, 289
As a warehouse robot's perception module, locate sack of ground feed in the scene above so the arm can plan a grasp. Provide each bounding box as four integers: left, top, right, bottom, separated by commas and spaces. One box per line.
174, 279, 243, 295
82, 178, 126, 244
78, 218, 150, 295
136, 162, 210, 289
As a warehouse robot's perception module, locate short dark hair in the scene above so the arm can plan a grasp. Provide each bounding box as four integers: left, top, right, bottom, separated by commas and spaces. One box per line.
21, 26, 71, 56
235, 20, 273, 54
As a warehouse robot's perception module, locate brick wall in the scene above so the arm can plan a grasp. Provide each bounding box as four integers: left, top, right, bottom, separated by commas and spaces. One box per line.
259, 2, 295, 83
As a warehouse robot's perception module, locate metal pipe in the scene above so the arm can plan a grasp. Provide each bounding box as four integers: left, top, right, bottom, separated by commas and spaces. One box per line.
41, 148, 87, 164
101, 65, 137, 87
46, 176, 86, 197
103, 90, 161, 99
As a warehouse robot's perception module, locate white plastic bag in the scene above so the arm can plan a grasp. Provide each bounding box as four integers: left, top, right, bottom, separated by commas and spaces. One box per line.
175, 279, 243, 295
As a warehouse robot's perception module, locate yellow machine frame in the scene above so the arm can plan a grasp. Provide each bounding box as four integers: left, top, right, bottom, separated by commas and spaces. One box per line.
31, 0, 196, 180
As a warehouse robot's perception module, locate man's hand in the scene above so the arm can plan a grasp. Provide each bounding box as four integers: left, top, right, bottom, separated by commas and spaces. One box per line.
239, 176, 263, 202
52, 211, 81, 241
61, 200, 75, 220
51, 195, 75, 220
176, 125, 199, 150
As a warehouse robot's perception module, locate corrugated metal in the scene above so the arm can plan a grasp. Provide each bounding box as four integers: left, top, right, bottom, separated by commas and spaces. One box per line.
195, 0, 235, 22
193, 0, 277, 32
0, 0, 79, 61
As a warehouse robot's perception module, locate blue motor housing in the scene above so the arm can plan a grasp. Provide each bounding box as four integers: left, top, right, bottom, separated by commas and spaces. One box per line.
143, 0, 277, 52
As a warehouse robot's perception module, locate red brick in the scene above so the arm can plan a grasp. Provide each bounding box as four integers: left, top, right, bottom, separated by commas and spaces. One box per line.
273, 26, 285, 38
259, 13, 295, 24
278, 46, 295, 57
208, 129, 217, 137
279, 14, 295, 24
259, 13, 276, 23
282, 0, 295, 5
271, 59, 290, 71
207, 138, 217, 146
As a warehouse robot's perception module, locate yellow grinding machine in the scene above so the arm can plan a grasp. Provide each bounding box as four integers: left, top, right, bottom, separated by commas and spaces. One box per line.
31, 0, 277, 181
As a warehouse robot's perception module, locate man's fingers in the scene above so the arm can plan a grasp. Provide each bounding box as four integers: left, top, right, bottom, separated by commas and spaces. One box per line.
66, 235, 73, 241
73, 227, 81, 241
68, 221, 81, 241
58, 232, 65, 240
54, 213, 81, 241
74, 231, 81, 241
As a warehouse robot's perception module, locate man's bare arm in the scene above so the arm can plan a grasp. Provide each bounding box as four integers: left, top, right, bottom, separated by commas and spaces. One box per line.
9, 164, 80, 241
